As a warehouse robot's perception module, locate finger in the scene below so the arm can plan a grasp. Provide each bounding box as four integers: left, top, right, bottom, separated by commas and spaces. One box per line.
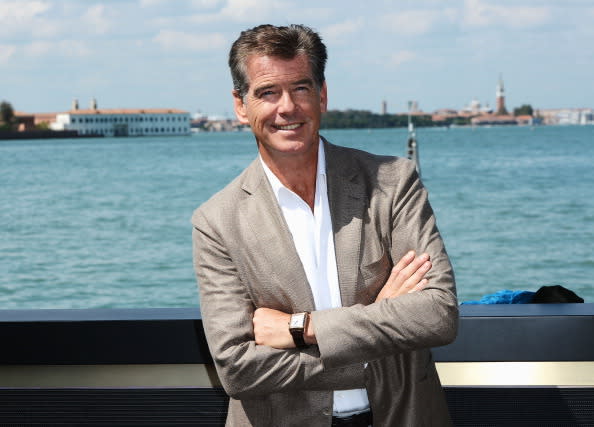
400, 253, 431, 284
377, 252, 432, 301
391, 253, 429, 287
394, 250, 416, 271
252, 307, 264, 323
402, 260, 432, 290
384, 250, 416, 287
408, 278, 429, 294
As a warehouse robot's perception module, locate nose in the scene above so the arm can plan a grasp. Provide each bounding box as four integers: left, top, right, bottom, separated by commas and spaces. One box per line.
277, 91, 296, 114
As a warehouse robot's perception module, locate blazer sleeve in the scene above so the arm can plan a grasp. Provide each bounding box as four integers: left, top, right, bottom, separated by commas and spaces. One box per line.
192, 209, 365, 399
312, 161, 459, 370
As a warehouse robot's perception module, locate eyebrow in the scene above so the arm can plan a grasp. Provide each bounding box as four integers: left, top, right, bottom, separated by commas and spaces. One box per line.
252, 78, 316, 97
253, 84, 276, 98
292, 78, 315, 87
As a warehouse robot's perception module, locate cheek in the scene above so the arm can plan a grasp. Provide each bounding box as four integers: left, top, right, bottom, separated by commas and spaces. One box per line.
248, 105, 274, 127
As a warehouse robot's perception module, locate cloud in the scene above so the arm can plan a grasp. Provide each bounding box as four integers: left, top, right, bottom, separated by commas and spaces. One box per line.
322, 19, 364, 44
139, 0, 167, 7
0, 0, 50, 22
380, 8, 457, 36
82, 4, 112, 35
380, 2, 551, 37
0, 0, 52, 37
219, 0, 288, 21
190, 0, 225, 8
187, 0, 289, 23
463, 0, 551, 29
153, 30, 226, 51
0, 44, 16, 63
390, 50, 417, 67
24, 40, 90, 58
382, 10, 440, 36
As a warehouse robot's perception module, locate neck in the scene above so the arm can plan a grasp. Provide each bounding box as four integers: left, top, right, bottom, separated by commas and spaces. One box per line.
260, 140, 320, 210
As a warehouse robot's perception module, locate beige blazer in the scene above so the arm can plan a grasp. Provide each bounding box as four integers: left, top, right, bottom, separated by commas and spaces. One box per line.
192, 139, 458, 426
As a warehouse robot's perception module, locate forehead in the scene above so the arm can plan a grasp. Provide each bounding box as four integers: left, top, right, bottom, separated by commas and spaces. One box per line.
244, 54, 313, 89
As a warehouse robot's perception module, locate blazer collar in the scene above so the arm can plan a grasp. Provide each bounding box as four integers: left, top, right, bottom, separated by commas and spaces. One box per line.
239, 157, 317, 312
324, 138, 367, 307
240, 157, 268, 196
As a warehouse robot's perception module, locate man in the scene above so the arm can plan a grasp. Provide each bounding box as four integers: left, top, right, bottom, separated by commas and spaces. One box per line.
192, 24, 458, 427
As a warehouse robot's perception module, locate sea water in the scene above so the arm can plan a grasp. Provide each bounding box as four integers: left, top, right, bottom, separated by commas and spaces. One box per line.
1, 125, 592, 309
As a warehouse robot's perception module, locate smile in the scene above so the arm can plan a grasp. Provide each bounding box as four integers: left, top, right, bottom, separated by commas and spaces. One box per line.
273, 123, 302, 131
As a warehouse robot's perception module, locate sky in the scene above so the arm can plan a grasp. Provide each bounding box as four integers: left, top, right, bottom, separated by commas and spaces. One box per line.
1, 0, 593, 117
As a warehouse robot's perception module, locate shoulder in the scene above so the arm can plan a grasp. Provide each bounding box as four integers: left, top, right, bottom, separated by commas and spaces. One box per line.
324, 139, 418, 184
191, 157, 264, 227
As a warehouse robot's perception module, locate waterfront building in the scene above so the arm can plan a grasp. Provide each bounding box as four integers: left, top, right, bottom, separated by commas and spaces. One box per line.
13, 112, 35, 131
538, 108, 594, 125
51, 102, 191, 137
515, 115, 536, 126
190, 112, 247, 132
471, 114, 518, 126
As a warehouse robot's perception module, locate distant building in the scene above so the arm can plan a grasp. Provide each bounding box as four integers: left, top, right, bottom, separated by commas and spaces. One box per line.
538, 108, 594, 125
13, 112, 35, 131
471, 114, 517, 126
515, 115, 536, 126
32, 112, 61, 126
51, 102, 191, 137
460, 99, 492, 115
495, 74, 508, 115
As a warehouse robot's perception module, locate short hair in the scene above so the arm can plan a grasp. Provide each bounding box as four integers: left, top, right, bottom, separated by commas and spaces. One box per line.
229, 24, 327, 99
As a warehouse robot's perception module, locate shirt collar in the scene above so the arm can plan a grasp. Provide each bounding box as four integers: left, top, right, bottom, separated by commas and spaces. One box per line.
260, 139, 326, 201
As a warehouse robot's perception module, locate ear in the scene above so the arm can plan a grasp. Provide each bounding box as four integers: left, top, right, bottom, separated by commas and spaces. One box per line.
320, 81, 328, 113
232, 90, 249, 124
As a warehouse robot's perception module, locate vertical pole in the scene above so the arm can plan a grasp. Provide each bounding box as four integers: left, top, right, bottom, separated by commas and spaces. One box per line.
406, 101, 421, 178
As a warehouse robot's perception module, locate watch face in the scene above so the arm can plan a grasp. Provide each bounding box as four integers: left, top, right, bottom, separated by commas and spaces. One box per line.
290, 313, 306, 328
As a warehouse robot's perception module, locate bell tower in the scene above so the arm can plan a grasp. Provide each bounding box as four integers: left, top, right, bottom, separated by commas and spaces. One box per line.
496, 74, 508, 115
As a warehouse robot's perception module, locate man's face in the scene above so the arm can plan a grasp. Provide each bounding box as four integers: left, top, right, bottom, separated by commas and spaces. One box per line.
233, 54, 327, 163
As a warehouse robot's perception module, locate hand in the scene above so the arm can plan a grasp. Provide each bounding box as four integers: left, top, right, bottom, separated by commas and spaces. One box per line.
253, 307, 294, 348
375, 251, 431, 302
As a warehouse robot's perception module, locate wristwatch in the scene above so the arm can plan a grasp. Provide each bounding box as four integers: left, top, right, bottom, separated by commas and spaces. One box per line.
289, 312, 310, 348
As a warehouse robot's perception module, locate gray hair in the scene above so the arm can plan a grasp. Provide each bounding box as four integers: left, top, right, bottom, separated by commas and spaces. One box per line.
228, 24, 327, 99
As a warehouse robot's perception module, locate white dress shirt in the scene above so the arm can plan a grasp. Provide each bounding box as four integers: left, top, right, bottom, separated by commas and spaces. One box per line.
260, 141, 370, 416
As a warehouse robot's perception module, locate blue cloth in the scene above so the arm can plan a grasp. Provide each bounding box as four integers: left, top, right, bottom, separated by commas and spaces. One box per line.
462, 289, 535, 305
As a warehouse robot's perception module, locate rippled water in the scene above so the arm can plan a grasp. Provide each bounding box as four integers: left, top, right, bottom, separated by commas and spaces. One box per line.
1, 125, 592, 308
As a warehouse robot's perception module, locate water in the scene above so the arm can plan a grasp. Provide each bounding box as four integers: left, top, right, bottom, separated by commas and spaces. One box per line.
1, 126, 593, 309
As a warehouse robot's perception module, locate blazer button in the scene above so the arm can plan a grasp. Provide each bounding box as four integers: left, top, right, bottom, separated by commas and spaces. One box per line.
322, 408, 331, 416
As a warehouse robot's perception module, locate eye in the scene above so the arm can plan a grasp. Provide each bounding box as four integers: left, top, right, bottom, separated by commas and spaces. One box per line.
256, 88, 278, 99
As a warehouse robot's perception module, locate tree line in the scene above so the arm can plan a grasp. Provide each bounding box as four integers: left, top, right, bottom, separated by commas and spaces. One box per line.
320, 109, 470, 129
321, 105, 536, 129
513, 104, 534, 116
0, 100, 15, 130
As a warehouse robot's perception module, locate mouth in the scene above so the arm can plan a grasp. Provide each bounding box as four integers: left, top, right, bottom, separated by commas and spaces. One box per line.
273, 123, 303, 131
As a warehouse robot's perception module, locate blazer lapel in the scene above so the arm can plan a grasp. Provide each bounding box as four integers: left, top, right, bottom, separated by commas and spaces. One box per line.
324, 141, 367, 307
239, 159, 316, 312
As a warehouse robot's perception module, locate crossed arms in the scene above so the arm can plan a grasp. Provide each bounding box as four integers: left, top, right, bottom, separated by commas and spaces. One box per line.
253, 250, 432, 349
